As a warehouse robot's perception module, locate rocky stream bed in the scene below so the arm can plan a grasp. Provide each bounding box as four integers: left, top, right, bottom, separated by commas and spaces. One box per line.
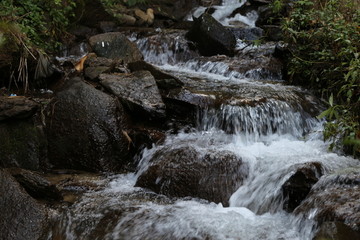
1, 0, 359, 239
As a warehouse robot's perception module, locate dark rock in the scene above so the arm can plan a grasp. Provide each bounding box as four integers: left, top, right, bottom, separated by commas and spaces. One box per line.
74, 0, 114, 28
6, 168, 62, 201
186, 13, 237, 56
230, 27, 264, 41
85, 66, 112, 81
136, 146, 248, 206
99, 21, 117, 33
128, 60, 184, 89
46, 77, 131, 172
295, 167, 360, 237
0, 120, 47, 171
89, 32, 143, 63
0, 96, 39, 121
282, 162, 323, 212
99, 71, 166, 119
69, 25, 98, 40
0, 169, 48, 240
146, 0, 200, 21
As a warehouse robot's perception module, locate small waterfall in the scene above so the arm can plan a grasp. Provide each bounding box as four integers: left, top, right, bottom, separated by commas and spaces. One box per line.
198, 100, 317, 141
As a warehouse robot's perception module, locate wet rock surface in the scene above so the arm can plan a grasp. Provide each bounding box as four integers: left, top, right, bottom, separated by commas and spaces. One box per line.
186, 13, 237, 56
0, 169, 49, 240
136, 145, 248, 206
282, 162, 323, 212
0, 119, 47, 171
89, 32, 143, 63
46, 77, 131, 172
295, 167, 360, 238
100, 71, 166, 119
6, 168, 62, 201
0, 96, 39, 121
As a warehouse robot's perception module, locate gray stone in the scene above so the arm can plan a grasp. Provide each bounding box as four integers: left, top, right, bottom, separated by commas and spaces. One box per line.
100, 71, 166, 119
0, 169, 48, 240
186, 13, 237, 56
89, 32, 143, 63
46, 77, 131, 172
136, 146, 248, 206
0, 96, 38, 121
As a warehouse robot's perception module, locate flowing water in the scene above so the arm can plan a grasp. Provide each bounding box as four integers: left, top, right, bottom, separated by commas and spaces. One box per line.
50, 2, 359, 240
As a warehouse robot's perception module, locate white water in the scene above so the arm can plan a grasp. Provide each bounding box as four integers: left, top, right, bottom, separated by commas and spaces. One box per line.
187, 0, 258, 27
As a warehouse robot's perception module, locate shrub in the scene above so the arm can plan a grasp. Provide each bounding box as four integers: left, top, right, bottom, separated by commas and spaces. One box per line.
282, 0, 360, 155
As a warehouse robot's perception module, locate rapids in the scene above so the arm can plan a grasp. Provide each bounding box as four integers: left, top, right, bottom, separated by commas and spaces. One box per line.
49, 1, 359, 240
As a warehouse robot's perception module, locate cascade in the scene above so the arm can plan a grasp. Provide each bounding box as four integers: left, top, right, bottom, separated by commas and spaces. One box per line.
48, 1, 359, 239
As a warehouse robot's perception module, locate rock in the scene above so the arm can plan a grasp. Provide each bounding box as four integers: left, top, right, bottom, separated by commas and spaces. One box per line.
74, 0, 114, 28
295, 167, 360, 238
46, 77, 131, 172
146, 0, 200, 21
230, 27, 264, 41
0, 96, 39, 121
99, 71, 166, 119
6, 168, 62, 201
282, 162, 323, 212
0, 120, 47, 171
136, 146, 248, 206
127, 60, 183, 89
262, 25, 283, 41
0, 169, 49, 240
99, 21, 117, 33
186, 13, 237, 56
88, 32, 143, 63
85, 66, 112, 81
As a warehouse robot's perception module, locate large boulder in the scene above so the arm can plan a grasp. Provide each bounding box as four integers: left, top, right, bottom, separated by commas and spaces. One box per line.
281, 162, 323, 212
295, 167, 360, 239
46, 77, 131, 172
89, 32, 143, 63
0, 169, 49, 240
186, 13, 237, 56
100, 71, 166, 119
136, 146, 248, 206
0, 97, 47, 170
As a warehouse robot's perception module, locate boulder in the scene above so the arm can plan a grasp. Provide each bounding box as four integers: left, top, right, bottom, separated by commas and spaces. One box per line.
136, 146, 248, 206
295, 167, 360, 239
0, 96, 39, 121
46, 77, 131, 172
0, 169, 48, 240
7, 168, 62, 201
0, 120, 47, 171
186, 13, 237, 56
99, 71, 166, 119
230, 27, 264, 41
88, 32, 143, 63
282, 162, 323, 212
127, 60, 184, 89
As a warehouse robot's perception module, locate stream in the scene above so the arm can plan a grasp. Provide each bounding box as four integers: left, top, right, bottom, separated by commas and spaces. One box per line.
48, 1, 359, 239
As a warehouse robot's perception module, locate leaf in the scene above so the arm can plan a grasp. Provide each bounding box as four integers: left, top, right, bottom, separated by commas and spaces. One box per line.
329, 93, 334, 107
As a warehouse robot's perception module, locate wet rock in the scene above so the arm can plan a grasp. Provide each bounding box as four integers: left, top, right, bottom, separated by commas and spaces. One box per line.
89, 32, 143, 63
0, 120, 47, 171
99, 71, 166, 119
262, 25, 283, 41
6, 168, 62, 201
128, 60, 183, 89
146, 0, 200, 21
46, 77, 131, 172
136, 146, 248, 206
295, 167, 360, 238
0, 169, 48, 240
282, 162, 323, 212
85, 66, 112, 81
230, 27, 264, 41
0, 96, 39, 121
99, 21, 117, 33
186, 13, 237, 56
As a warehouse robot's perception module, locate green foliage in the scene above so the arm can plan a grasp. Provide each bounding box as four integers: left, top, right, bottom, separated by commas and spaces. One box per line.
0, 0, 76, 52
282, 0, 360, 156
